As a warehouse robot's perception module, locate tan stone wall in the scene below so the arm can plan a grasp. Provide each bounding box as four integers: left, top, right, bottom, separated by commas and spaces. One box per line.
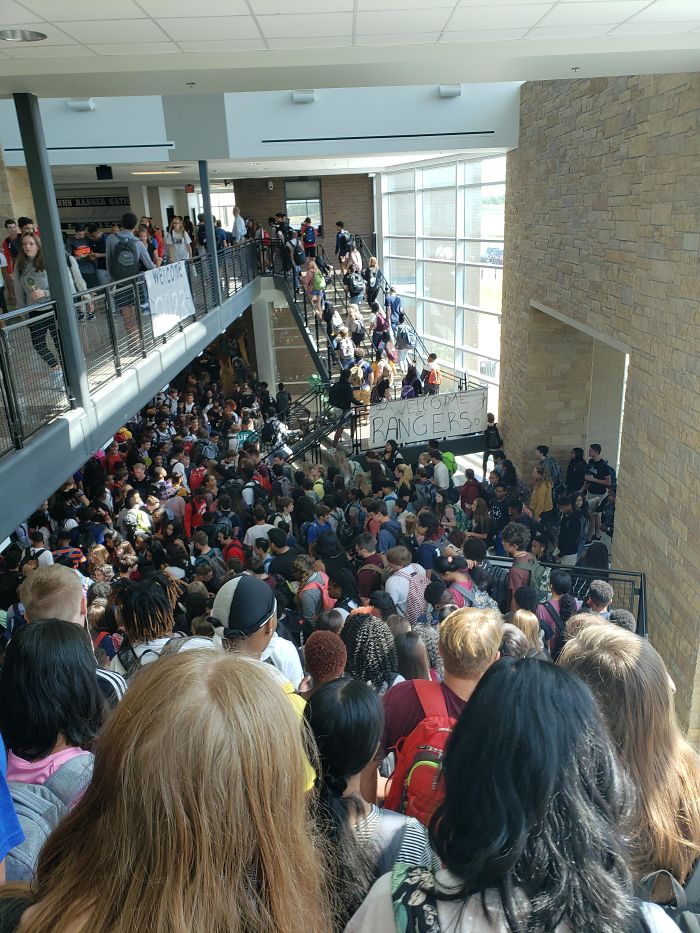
233, 173, 374, 245
501, 74, 700, 738
0, 148, 36, 223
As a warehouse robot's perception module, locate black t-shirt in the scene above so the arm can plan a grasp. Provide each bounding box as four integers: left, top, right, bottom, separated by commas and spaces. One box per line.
269, 545, 302, 582
89, 233, 108, 270
586, 459, 610, 495
69, 235, 97, 275
566, 459, 588, 493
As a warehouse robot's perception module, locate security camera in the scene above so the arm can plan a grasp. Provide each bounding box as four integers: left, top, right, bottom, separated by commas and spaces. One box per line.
267, 180, 274, 191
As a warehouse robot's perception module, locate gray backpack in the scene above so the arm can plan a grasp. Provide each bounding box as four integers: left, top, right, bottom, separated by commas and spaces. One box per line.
7, 753, 93, 882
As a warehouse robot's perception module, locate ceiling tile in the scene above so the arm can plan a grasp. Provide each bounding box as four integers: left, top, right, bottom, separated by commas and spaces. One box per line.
0, 44, 97, 58
252, 0, 348, 11
626, 0, 700, 21
525, 23, 612, 36
0, 22, 78, 44
18, 0, 147, 19
177, 39, 267, 51
538, 1, 648, 25
142, 0, 249, 14
0, 0, 44, 24
610, 18, 700, 31
359, 0, 453, 7
266, 35, 353, 48
257, 12, 352, 36
356, 32, 442, 43
356, 9, 452, 33
440, 27, 528, 39
156, 16, 261, 40
88, 42, 181, 55
58, 19, 169, 43
447, 4, 552, 29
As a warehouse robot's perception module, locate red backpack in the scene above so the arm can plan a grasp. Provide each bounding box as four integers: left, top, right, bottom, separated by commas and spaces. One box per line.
384, 680, 457, 827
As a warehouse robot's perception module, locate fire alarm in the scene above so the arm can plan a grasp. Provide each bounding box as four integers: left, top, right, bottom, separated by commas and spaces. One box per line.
267, 180, 274, 191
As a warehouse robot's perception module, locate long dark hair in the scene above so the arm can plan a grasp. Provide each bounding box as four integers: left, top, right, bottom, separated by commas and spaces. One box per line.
430, 659, 647, 933
0, 619, 106, 759
304, 678, 381, 928
341, 613, 397, 692
395, 631, 430, 680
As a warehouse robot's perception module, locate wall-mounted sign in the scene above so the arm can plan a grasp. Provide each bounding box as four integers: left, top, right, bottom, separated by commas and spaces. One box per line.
185, 183, 195, 193
56, 196, 130, 208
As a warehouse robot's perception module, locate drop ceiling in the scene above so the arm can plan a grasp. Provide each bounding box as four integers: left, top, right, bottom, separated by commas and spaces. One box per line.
0, 0, 698, 96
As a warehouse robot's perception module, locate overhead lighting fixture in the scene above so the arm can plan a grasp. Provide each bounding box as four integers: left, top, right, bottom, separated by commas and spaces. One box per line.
0, 28, 47, 42
438, 85, 462, 99
291, 89, 316, 104
66, 98, 95, 112
130, 171, 182, 176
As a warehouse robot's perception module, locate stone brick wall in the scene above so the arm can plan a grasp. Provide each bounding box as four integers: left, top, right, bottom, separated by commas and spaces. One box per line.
0, 148, 36, 223
501, 74, 700, 738
233, 173, 374, 245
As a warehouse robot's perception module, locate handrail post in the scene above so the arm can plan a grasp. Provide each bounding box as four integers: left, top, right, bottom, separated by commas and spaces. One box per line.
13, 93, 91, 412
104, 288, 123, 376
133, 281, 148, 357
0, 328, 24, 448
198, 160, 222, 306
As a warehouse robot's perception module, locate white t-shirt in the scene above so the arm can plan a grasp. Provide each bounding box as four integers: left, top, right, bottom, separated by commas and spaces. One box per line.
110, 636, 172, 676
243, 523, 275, 548
345, 869, 679, 933
165, 230, 191, 262
262, 632, 303, 689
385, 572, 410, 616
433, 461, 450, 490
28, 545, 54, 566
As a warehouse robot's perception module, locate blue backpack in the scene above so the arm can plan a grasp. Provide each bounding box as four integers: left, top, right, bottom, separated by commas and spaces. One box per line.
303, 226, 316, 245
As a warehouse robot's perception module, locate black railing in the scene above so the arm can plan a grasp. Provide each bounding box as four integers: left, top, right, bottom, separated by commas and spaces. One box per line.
485, 555, 647, 637
0, 240, 260, 451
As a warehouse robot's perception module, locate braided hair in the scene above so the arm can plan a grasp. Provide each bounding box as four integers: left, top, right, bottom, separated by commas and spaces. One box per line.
110, 572, 179, 644
341, 614, 398, 693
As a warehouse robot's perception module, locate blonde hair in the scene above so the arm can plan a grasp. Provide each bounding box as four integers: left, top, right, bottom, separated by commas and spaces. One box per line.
20, 653, 329, 933
368, 256, 378, 268
19, 564, 83, 623
438, 607, 503, 679
510, 609, 541, 652
559, 624, 700, 883
565, 611, 600, 639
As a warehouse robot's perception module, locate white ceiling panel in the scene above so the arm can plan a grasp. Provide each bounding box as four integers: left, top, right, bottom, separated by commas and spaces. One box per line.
526, 23, 613, 36
447, 4, 552, 29
440, 27, 529, 39
58, 19, 170, 43
18, 0, 147, 19
0, 44, 97, 58
538, 1, 649, 25
356, 9, 452, 33
610, 18, 700, 31
0, 22, 78, 44
627, 0, 700, 20
356, 32, 443, 44
266, 35, 354, 48
258, 12, 353, 36
0, 0, 44, 24
251, 0, 349, 11
141, 0, 250, 14
359, 0, 454, 7
156, 16, 261, 40
88, 42, 181, 55
176, 39, 267, 51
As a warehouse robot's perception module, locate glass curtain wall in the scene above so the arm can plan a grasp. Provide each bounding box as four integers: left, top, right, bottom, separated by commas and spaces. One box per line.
380, 156, 505, 412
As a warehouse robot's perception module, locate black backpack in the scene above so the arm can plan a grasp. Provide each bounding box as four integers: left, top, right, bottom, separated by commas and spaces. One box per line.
293, 241, 306, 266
349, 271, 363, 293
197, 223, 207, 248
109, 236, 140, 281
72, 525, 94, 555
639, 861, 700, 931
328, 382, 346, 409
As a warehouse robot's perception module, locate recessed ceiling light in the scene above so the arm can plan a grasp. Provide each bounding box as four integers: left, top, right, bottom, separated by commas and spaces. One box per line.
0, 29, 47, 42
130, 171, 182, 176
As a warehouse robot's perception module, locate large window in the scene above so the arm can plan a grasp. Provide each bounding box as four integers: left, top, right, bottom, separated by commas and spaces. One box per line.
381, 155, 505, 412
285, 180, 322, 229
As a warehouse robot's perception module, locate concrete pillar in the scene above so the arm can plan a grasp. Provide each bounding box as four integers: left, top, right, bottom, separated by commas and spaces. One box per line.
0, 147, 36, 223
126, 184, 149, 222
251, 294, 276, 388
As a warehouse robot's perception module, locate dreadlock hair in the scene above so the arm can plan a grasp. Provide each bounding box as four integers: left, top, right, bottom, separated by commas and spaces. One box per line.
110, 572, 180, 644
341, 614, 397, 693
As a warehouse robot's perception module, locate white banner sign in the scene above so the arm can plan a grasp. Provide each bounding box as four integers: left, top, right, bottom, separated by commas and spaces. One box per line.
144, 261, 196, 338
368, 388, 488, 448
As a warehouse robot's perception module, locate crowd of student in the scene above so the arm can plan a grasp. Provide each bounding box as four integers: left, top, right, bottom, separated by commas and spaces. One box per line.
0, 335, 695, 932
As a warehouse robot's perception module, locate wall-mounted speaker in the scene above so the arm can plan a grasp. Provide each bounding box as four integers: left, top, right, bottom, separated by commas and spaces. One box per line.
96, 164, 113, 181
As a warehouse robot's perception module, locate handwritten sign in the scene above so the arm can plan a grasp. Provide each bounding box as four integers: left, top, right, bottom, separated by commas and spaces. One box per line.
368, 388, 487, 448
144, 261, 196, 338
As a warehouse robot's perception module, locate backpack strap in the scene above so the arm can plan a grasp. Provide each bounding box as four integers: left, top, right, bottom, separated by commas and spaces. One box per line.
413, 679, 449, 721
683, 858, 700, 906
541, 600, 563, 632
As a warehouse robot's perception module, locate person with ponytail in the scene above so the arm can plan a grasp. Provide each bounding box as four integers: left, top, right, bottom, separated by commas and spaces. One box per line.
304, 678, 435, 930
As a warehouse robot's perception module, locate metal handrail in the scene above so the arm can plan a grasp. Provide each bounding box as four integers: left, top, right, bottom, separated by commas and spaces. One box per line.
0, 239, 261, 456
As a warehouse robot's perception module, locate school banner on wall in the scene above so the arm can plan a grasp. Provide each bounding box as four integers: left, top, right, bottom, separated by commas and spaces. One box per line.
144, 261, 196, 338
368, 388, 488, 448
